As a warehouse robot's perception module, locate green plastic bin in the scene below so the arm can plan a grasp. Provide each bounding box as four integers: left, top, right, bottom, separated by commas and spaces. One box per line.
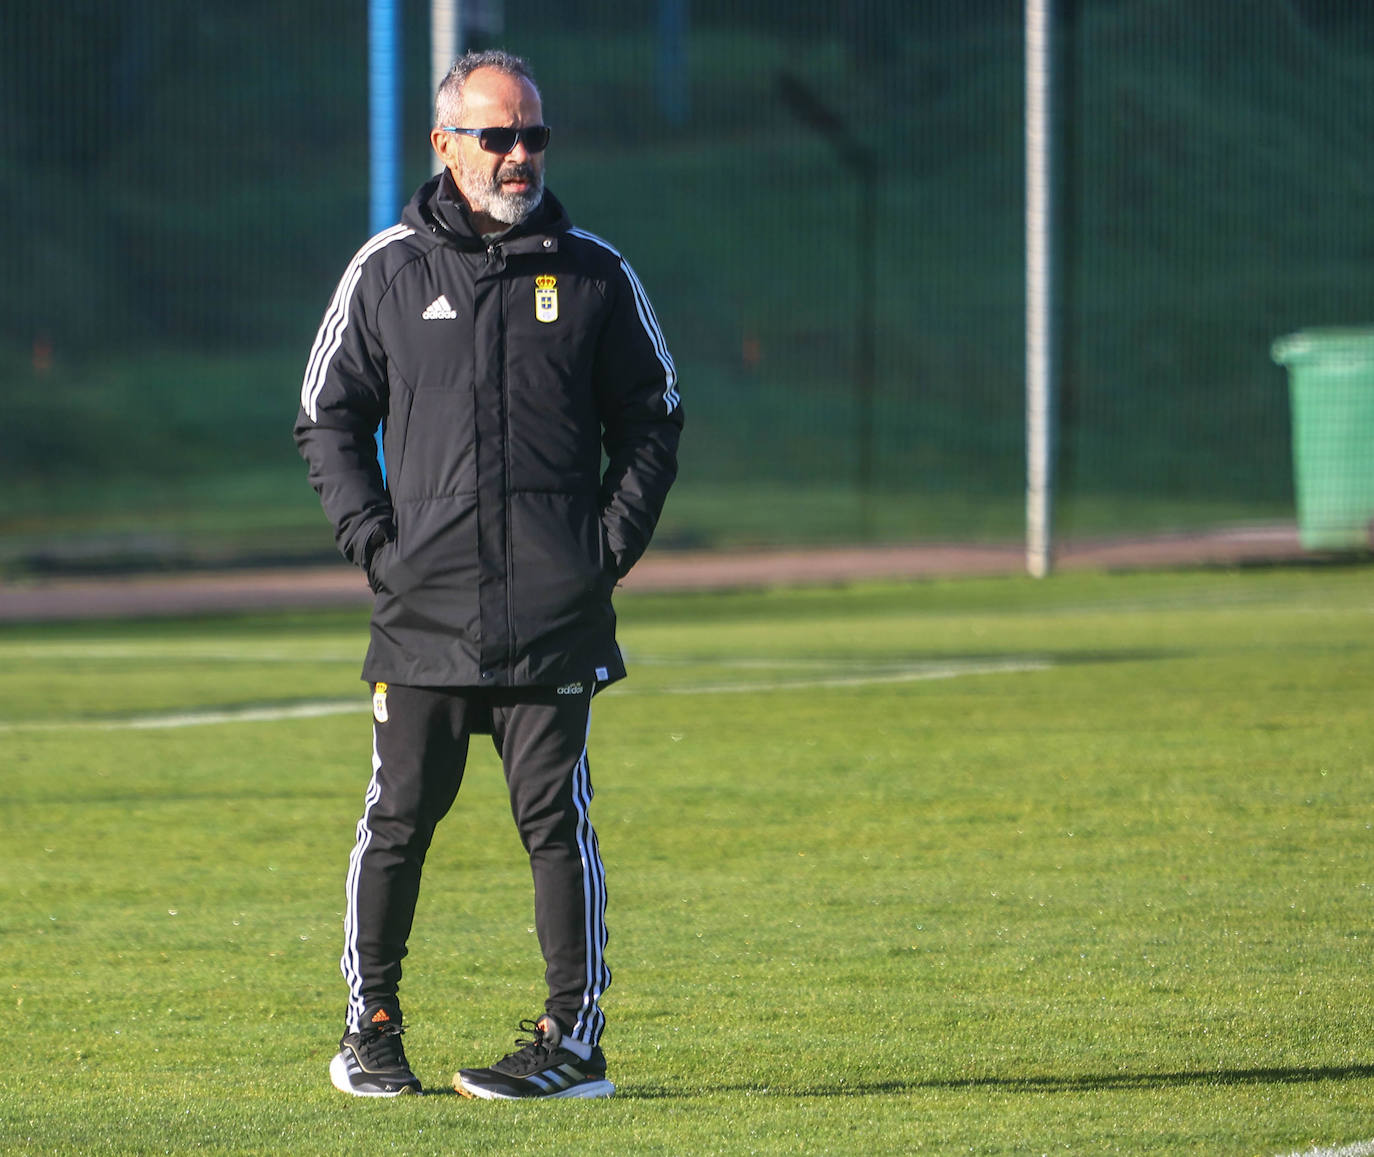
1272, 327, 1374, 551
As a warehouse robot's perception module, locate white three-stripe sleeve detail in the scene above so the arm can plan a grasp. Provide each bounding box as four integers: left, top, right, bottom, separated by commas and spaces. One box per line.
567, 228, 679, 415
301, 225, 415, 422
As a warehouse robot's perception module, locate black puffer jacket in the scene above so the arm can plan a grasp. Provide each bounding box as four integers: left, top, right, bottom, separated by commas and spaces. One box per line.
294, 172, 682, 688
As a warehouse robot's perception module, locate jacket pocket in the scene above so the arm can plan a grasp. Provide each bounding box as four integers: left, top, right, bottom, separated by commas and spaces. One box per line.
374, 497, 481, 641
366, 539, 421, 596
509, 491, 607, 642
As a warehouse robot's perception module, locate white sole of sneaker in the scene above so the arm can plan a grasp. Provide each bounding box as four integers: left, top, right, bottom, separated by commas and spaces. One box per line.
456, 1077, 616, 1100
329, 1051, 419, 1097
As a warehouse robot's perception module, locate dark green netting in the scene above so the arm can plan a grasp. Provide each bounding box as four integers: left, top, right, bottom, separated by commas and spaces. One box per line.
2, 0, 1370, 571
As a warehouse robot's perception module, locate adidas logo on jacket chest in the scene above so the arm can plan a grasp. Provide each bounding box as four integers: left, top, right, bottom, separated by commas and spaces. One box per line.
420, 277, 560, 324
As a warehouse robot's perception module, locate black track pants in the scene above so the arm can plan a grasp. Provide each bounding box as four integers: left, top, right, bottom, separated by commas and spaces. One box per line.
340, 682, 610, 1047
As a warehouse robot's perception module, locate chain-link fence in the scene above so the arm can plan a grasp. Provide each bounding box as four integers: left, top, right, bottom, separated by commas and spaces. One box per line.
2, 0, 1371, 574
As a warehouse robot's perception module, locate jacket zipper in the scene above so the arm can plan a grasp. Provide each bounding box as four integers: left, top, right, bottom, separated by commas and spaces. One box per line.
491, 241, 517, 680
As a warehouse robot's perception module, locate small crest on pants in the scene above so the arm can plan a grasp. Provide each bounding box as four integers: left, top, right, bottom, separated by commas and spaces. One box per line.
372, 681, 389, 723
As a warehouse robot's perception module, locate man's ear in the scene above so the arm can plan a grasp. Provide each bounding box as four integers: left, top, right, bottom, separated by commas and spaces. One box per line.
430, 128, 455, 170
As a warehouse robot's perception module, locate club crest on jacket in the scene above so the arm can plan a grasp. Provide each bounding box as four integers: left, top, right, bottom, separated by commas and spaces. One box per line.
535, 275, 558, 323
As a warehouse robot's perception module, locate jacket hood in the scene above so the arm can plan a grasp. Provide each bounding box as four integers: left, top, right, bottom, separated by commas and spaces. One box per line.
402, 169, 572, 249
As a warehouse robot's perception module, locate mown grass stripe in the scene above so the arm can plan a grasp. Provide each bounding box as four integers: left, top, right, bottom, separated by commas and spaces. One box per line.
0, 659, 1051, 731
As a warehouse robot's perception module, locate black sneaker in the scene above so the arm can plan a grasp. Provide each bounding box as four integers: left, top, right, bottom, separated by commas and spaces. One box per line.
329, 1008, 422, 1097
455, 1015, 615, 1100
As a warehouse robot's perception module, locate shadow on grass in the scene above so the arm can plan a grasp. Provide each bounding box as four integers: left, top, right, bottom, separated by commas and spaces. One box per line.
615, 1063, 1374, 1100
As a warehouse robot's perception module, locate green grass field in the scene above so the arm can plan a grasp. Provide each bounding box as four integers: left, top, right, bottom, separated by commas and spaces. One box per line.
3, 566, 1373, 1154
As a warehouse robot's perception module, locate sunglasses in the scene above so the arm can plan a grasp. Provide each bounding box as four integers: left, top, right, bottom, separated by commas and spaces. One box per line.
441, 125, 551, 155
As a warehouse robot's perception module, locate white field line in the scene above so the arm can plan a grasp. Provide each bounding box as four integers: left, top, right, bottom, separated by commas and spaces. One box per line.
0, 643, 360, 662
643, 658, 1051, 695
1, 646, 1041, 668
630, 654, 1050, 670
0, 700, 365, 732
1278, 1141, 1374, 1157
0, 658, 1051, 732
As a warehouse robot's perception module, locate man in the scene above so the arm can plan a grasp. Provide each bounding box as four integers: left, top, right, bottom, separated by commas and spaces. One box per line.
294, 49, 681, 1100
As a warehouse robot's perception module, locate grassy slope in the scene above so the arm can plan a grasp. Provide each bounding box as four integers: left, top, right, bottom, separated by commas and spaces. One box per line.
2, 566, 1373, 1153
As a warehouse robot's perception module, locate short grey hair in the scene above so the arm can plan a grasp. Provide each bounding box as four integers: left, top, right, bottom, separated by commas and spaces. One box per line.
434, 50, 540, 128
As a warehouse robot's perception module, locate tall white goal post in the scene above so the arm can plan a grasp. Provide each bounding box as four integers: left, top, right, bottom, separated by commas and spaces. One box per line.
1025, 0, 1057, 578
431, 2, 461, 173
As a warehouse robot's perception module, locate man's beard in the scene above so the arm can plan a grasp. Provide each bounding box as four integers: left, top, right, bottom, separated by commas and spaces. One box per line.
460, 157, 544, 226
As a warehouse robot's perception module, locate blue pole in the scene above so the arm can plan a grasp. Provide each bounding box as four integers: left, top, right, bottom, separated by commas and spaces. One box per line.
657, 0, 689, 127
368, 0, 401, 473
368, 0, 402, 236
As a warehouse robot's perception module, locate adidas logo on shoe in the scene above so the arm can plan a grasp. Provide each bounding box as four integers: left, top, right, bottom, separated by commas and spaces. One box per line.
422, 294, 457, 320
328, 1006, 422, 1098
455, 1015, 614, 1100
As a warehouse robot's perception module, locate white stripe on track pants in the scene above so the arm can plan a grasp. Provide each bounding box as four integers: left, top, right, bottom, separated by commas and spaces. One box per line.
341, 682, 610, 1048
